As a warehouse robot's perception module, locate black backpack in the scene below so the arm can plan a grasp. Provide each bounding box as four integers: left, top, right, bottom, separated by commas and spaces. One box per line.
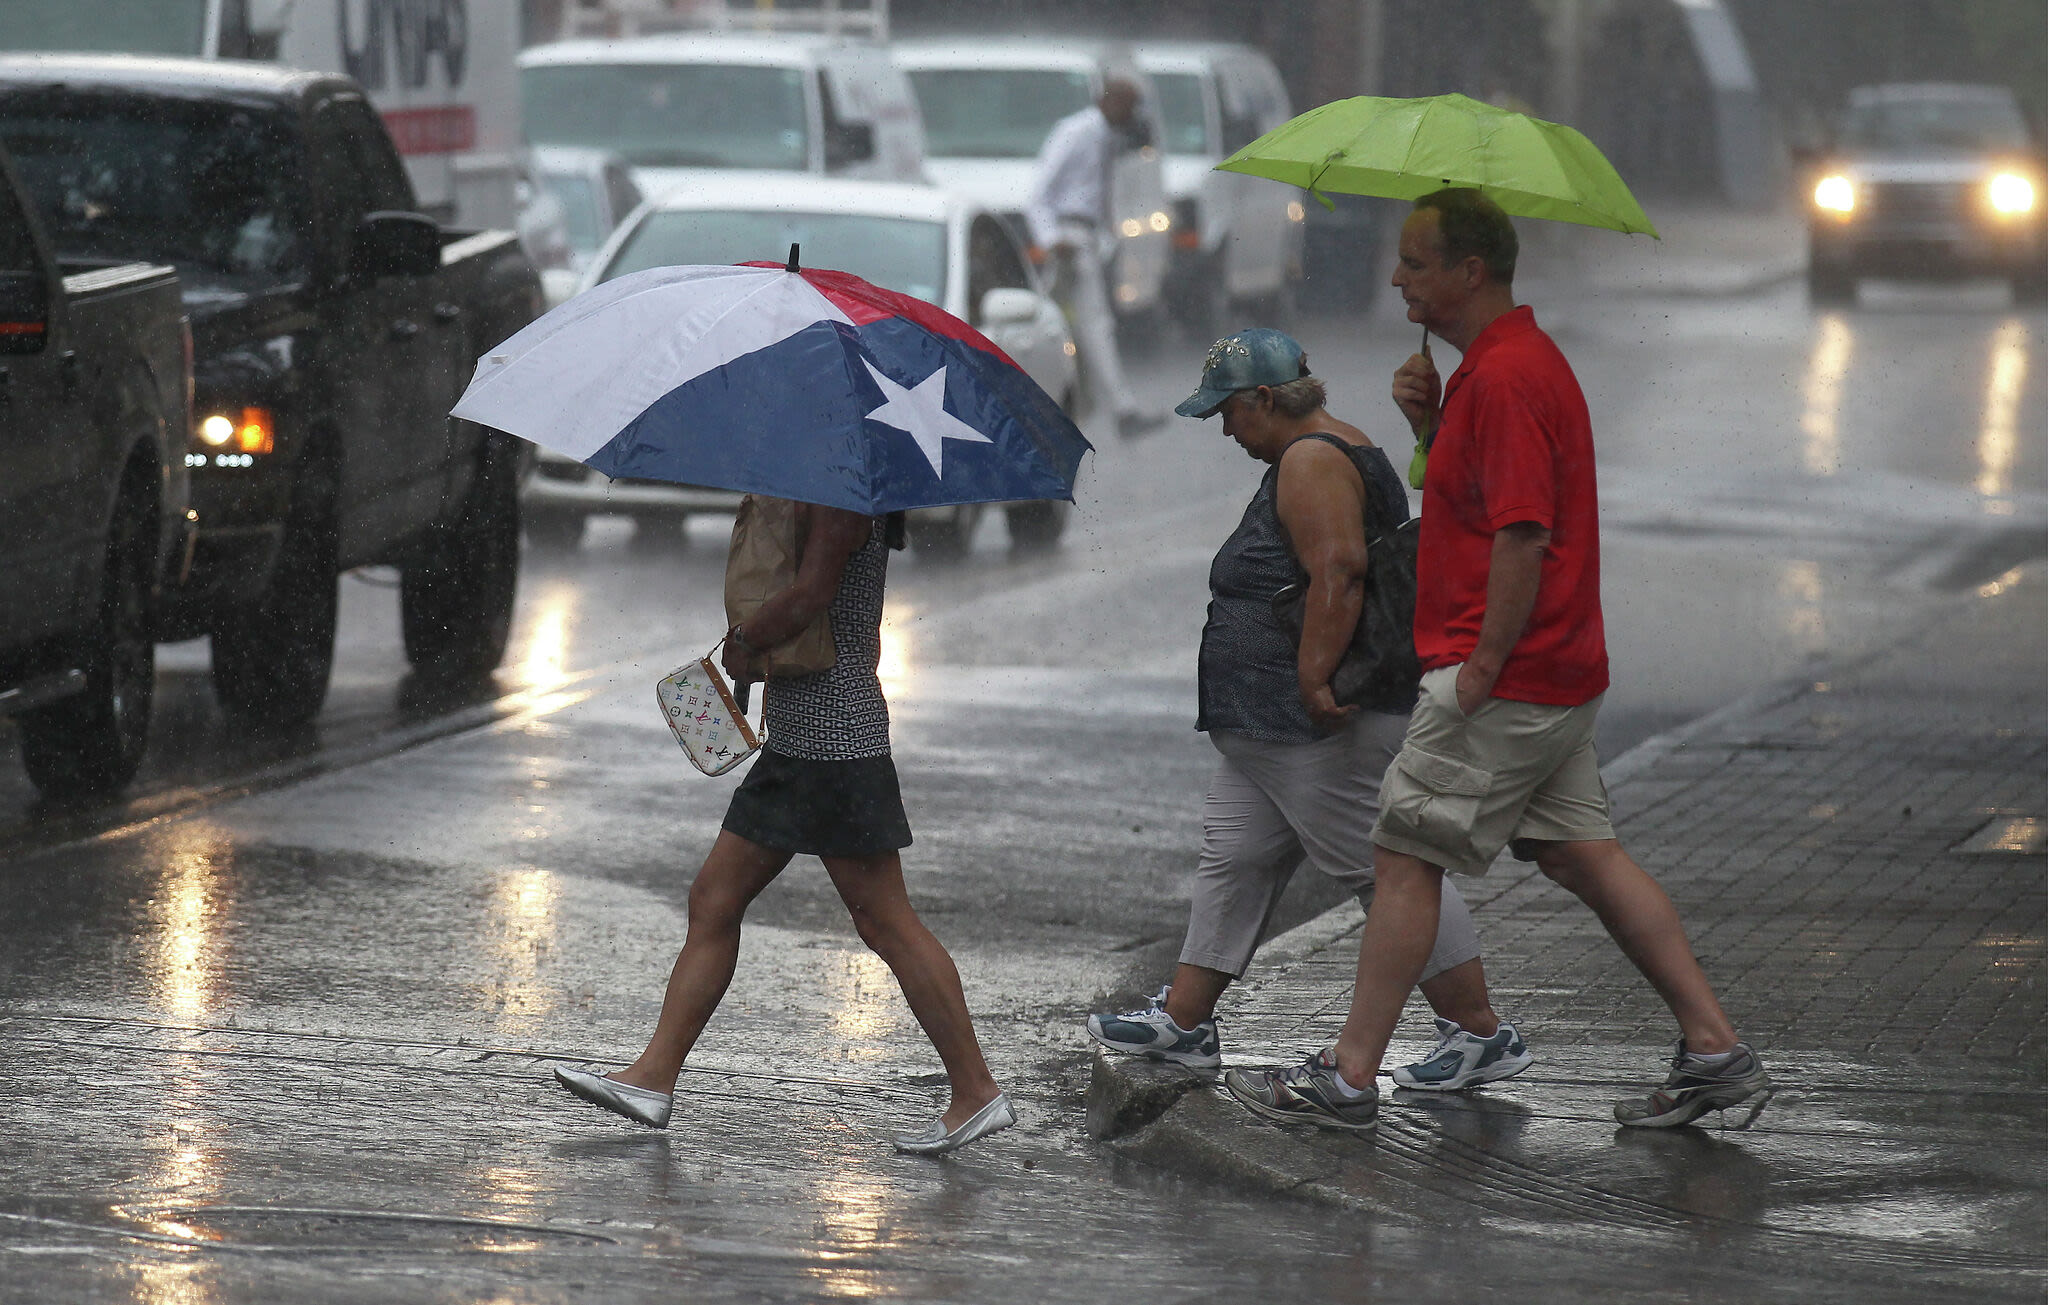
1271, 436, 1422, 714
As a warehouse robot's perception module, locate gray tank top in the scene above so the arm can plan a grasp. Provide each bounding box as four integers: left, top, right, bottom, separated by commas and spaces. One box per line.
1197, 435, 1409, 743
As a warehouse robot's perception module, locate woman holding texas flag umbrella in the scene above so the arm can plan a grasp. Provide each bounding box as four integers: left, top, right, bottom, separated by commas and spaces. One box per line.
453, 249, 1091, 1154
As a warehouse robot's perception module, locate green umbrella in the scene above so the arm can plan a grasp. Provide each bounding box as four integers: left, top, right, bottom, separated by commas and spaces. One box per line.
1218, 92, 1655, 485
1216, 92, 1657, 238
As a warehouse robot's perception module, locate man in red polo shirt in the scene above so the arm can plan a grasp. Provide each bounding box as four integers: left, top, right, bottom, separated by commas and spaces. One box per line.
1225, 188, 1772, 1134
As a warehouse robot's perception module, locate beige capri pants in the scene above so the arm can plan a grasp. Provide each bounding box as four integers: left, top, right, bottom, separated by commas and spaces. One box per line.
1177, 712, 1485, 981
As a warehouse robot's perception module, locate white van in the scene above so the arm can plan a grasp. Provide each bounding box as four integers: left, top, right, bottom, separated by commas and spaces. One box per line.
3, 0, 523, 232
891, 38, 1171, 319
518, 34, 927, 199
1135, 42, 1304, 334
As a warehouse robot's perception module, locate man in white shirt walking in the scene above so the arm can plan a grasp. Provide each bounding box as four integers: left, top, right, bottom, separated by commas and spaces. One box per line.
1026, 78, 1160, 439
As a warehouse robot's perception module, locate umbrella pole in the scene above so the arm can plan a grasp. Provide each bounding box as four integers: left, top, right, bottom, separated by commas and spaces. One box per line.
1409, 324, 1436, 491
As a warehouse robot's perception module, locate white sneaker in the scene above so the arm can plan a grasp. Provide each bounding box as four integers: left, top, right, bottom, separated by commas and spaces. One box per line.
1085, 985, 1222, 1068
1391, 1017, 1533, 1091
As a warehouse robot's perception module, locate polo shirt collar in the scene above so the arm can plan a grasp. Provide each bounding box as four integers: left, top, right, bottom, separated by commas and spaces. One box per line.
1445, 305, 1538, 395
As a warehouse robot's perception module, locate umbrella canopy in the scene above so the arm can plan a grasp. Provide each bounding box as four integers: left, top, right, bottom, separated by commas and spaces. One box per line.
1216, 92, 1657, 237
452, 261, 1091, 515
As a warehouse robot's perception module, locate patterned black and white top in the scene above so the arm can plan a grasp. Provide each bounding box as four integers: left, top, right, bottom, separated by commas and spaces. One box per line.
1197, 436, 1410, 743
764, 518, 892, 760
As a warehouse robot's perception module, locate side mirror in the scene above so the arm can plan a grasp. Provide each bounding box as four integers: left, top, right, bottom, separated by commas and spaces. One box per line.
350, 211, 441, 281
825, 121, 876, 170
540, 266, 580, 309
0, 270, 49, 356
978, 287, 1040, 327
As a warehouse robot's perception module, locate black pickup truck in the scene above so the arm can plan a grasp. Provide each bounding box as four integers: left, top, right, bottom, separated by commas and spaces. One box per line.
0, 56, 541, 729
0, 142, 190, 796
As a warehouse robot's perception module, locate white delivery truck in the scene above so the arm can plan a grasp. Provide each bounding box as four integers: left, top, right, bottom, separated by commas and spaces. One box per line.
3, 0, 523, 231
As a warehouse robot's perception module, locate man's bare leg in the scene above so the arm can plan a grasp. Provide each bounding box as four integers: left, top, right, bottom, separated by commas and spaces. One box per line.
1531, 838, 1736, 1054
1331, 848, 1443, 1087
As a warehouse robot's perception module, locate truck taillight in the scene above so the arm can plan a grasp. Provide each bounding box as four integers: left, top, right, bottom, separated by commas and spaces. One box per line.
196, 406, 274, 455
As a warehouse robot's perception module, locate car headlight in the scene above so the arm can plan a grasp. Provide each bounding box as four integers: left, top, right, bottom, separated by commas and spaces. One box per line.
1813, 174, 1856, 215
1988, 172, 2035, 216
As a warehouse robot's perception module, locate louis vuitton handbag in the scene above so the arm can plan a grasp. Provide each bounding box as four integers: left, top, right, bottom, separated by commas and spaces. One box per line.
656, 639, 762, 777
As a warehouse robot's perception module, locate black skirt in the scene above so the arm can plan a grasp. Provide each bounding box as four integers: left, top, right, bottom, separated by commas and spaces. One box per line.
721, 749, 913, 858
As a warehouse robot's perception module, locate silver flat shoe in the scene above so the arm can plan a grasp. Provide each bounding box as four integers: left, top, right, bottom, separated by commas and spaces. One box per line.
552, 1064, 672, 1129
893, 1093, 1016, 1156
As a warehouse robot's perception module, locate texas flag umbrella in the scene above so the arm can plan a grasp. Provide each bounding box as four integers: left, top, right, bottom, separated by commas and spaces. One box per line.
451, 254, 1091, 514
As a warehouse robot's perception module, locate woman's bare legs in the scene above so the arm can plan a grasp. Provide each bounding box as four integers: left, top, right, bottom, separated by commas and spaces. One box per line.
823, 850, 1002, 1130
612, 830, 792, 1094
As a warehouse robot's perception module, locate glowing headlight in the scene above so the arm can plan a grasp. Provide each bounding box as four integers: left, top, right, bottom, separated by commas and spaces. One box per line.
1989, 172, 2035, 215
1119, 218, 1143, 238
1148, 210, 1171, 233
1813, 174, 1856, 214
195, 407, 275, 455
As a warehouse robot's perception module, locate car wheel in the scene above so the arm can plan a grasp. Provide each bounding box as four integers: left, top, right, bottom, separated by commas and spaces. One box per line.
630, 515, 690, 551
19, 473, 157, 796
1005, 499, 1070, 551
525, 507, 587, 551
212, 454, 339, 730
908, 503, 984, 560
402, 430, 520, 681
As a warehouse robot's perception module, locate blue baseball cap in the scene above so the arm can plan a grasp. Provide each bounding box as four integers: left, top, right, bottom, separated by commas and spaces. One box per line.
1174, 328, 1308, 418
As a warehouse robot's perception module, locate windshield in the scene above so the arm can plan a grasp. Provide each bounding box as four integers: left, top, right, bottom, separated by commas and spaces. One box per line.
908, 68, 1094, 159
542, 173, 603, 252
604, 210, 947, 305
1839, 96, 2032, 152
0, 91, 307, 289
1149, 73, 1211, 155
522, 64, 810, 171
0, 0, 209, 54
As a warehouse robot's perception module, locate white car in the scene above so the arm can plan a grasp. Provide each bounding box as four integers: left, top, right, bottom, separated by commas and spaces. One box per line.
892, 38, 1172, 319
522, 173, 1081, 555
1135, 42, 1305, 336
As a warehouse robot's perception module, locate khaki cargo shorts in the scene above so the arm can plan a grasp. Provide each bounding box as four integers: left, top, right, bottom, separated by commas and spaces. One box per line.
1369, 664, 1616, 877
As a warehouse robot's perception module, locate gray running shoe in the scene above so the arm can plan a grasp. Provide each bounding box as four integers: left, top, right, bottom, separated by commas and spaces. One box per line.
1223, 1049, 1378, 1132
1086, 985, 1221, 1069
1392, 1017, 1533, 1091
1615, 1041, 1773, 1129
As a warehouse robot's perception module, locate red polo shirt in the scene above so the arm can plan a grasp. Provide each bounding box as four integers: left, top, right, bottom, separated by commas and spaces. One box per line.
1415, 306, 1609, 705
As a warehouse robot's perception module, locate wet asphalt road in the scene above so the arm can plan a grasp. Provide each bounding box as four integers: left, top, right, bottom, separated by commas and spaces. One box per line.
3, 234, 2048, 1300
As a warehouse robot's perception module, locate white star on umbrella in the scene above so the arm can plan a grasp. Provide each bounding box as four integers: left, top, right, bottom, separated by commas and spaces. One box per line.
862, 360, 992, 477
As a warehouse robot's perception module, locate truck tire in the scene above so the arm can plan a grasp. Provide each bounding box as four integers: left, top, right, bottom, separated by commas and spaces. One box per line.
1005, 499, 1070, 551
402, 432, 519, 680
524, 507, 587, 551
211, 458, 339, 730
19, 477, 158, 797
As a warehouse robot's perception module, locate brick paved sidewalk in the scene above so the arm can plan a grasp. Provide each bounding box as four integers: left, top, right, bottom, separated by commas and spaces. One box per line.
1086, 570, 2048, 1296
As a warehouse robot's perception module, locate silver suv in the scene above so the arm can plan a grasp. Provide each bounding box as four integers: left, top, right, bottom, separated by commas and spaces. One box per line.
1806, 83, 2047, 304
